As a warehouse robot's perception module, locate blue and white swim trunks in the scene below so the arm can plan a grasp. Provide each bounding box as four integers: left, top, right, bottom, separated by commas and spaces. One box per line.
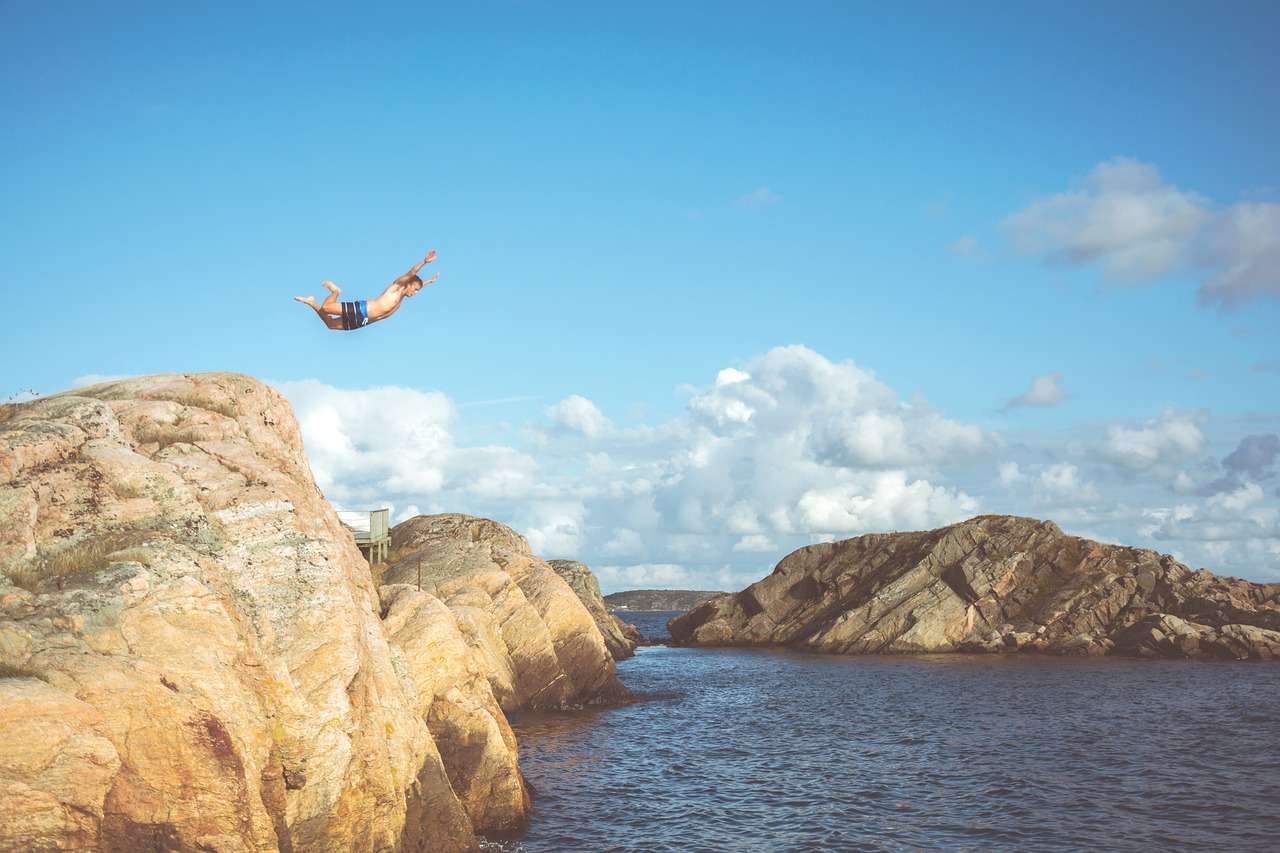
340, 300, 370, 330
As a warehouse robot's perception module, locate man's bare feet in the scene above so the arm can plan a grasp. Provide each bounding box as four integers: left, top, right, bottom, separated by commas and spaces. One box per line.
294, 295, 318, 307
322, 281, 340, 294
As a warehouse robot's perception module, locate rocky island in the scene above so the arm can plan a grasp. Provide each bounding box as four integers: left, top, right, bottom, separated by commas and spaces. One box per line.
602, 589, 723, 612
670, 515, 1280, 660
0, 373, 630, 852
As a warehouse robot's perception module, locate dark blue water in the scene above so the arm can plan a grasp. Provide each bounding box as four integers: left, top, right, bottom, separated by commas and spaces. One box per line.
493, 612, 1280, 852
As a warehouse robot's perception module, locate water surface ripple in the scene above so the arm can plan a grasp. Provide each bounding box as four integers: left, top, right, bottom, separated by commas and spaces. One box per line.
501, 613, 1280, 852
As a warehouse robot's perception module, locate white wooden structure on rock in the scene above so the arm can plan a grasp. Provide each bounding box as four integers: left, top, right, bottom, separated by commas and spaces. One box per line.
338, 509, 390, 563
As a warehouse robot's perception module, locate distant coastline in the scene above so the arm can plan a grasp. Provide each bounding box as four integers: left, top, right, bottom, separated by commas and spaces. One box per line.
604, 589, 723, 612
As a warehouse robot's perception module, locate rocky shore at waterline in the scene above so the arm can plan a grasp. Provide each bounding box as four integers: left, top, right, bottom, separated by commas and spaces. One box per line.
0, 373, 630, 852
670, 515, 1280, 661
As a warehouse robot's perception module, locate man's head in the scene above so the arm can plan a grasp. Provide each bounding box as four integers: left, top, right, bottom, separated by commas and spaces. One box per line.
404, 274, 424, 295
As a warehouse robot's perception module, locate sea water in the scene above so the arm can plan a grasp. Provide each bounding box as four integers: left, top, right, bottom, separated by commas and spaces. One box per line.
490, 612, 1280, 852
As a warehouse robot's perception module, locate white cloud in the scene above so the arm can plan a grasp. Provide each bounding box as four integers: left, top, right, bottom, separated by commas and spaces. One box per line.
732, 534, 777, 553
545, 394, 611, 438
1001, 157, 1280, 305
1032, 463, 1098, 506
1097, 407, 1207, 473
273, 347, 1279, 591
793, 474, 978, 533
716, 368, 751, 385
998, 461, 1024, 487
274, 379, 537, 508
1002, 157, 1208, 282
1005, 372, 1071, 409
733, 186, 782, 212
515, 501, 586, 559
594, 563, 696, 591
1138, 486, 1278, 555
599, 528, 647, 559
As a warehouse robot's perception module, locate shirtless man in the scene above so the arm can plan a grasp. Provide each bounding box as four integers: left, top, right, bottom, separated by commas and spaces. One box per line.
294, 250, 439, 330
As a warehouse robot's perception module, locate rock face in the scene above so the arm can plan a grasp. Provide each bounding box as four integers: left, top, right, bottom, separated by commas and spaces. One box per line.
0, 374, 527, 852
385, 515, 633, 710
548, 560, 640, 661
669, 515, 1280, 661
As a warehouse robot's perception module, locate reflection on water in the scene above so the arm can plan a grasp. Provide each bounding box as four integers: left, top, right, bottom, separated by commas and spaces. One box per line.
501, 643, 1280, 852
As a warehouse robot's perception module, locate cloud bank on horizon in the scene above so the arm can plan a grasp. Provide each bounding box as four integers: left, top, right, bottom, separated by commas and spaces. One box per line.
277, 346, 1279, 592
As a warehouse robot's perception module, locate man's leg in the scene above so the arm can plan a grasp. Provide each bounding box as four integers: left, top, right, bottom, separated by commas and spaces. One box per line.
318, 281, 343, 315
293, 295, 345, 329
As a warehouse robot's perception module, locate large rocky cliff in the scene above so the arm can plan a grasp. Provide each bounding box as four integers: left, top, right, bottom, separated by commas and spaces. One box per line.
0, 374, 623, 852
669, 515, 1280, 660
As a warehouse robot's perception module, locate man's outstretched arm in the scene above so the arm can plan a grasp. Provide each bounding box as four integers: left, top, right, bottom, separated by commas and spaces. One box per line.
399, 249, 436, 281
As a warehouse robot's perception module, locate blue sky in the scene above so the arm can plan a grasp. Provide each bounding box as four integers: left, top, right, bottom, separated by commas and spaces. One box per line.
4, 1, 1278, 590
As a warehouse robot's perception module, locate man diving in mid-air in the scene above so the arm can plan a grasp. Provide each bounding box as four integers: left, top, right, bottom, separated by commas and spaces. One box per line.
294, 249, 438, 330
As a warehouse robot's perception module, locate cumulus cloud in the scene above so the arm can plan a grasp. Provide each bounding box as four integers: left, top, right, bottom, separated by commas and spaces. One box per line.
593, 563, 698, 591
1002, 157, 1208, 281
1139, 485, 1279, 547
625, 347, 987, 550
1002, 157, 1280, 305
1032, 463, 1098, 506
1004, 372, 1071, 409
545, 394, 612, 438
1096, 408, 1207, 474
513, 501, 586, 558
274, 379, 538, 508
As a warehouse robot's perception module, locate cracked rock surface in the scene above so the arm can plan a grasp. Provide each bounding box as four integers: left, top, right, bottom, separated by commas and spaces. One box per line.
670, 515, 1280, 660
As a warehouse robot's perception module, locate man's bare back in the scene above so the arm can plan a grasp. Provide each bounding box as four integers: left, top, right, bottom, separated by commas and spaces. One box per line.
294, 250, 438, 331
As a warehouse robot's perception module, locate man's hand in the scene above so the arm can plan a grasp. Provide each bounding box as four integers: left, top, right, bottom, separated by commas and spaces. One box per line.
423, 272, 439, 285
423, 250, 436, 264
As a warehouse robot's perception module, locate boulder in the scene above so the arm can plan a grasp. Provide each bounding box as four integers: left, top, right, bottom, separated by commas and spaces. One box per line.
548, 560, 640, 660
0, 374, 515, 852
384, 514, 633, 711
379, 584, 529, 835
669, 514, 1280, 661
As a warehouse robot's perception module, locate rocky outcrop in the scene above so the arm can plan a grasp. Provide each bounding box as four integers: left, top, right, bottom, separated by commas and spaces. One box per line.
548, 560, 640, 660
0, 374, 526, 852
385, 515, 633, 710
669, 515, 1280, 661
